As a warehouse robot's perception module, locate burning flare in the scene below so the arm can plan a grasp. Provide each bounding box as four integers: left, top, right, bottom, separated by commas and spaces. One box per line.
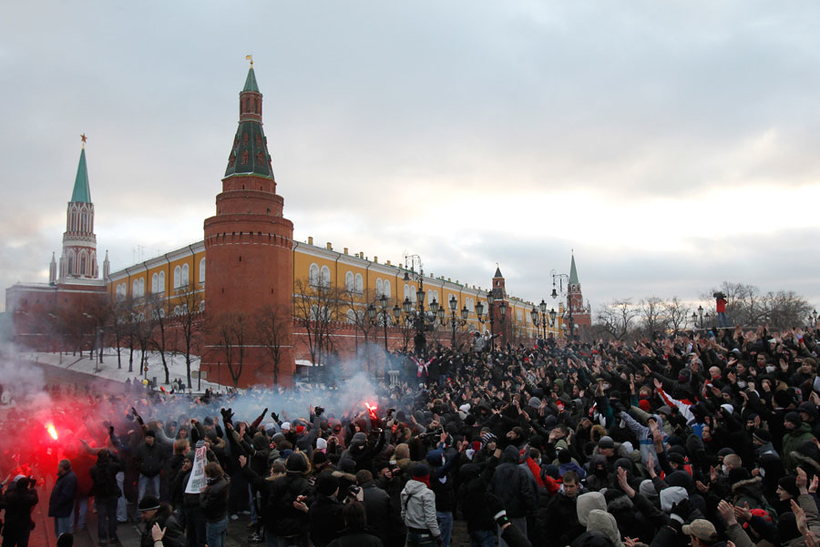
365, 402, 378, 419
46, 423, 58, 441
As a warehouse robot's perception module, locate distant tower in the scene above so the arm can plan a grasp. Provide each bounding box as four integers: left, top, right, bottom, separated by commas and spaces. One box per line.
59, 137, 98, 281
49, 252, 57, 285
491, 265, 512, 345
103, 250, 110, 279
567, 253, 591, 336
203, 59, 295, 386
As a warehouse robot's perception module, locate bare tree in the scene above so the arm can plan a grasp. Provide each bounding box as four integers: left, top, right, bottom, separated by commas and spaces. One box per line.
639, 296, 668, 338
212, 312, 248, 389
293, 278, 342, 369
596, 299, 640, 341
176, 285, 204, 389
760, 291, 813, 330
147, 294, 173, 384
703, 282, 812, 329
664, 296, 691, 335
256, 304, 288, 386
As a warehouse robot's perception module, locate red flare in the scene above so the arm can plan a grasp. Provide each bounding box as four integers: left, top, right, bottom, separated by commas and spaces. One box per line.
46, 423, 58, 440
365, 402, 378, 419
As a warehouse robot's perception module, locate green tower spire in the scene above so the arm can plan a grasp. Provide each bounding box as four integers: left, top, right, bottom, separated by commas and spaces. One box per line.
71, 145, 92, 204
569, 253, 579, 285
243, 66, 259, 93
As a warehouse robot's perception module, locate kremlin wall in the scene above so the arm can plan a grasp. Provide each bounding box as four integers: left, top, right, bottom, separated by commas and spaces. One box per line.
6, 64, 591, 387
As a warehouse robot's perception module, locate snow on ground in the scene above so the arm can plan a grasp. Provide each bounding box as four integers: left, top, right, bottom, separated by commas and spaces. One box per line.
24, 348, 232, 393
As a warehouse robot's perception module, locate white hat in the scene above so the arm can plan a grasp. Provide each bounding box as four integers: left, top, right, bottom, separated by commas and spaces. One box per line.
281, 421, 291, 431
316, 438, 327, 451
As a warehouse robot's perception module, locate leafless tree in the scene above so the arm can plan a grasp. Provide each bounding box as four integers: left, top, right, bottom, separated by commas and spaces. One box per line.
256, 304, 288, 386
596, 299, 640, 341
212, 311, 248, 389
293, 278, 342, 369
147, 294, 173, 384
639, 296, 668, 338
664, 296, 691, 335
176, 285, 204, 389
703, 282, 812, 329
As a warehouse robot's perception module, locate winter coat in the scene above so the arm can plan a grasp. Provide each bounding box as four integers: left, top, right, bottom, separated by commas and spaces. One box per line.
200, 475, 229, 523
139, 505, 186, 547
2, 482, 39, 535
135, 441, 167, 477
326, 528, 384, 547
457, 464, 497, 534
782, 423, 815, 472
537, 489, 582, 547
400, 479, 440, 537
360, 481, 392, 544
267, 473, 312, 538
48, 470, 77, 518
488, 446, 537, 518
90, 456, 123, 499
309, 495, 345, 547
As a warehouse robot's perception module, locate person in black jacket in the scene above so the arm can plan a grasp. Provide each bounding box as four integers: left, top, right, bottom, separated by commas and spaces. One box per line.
200, 462, 229, 547
2, 476, 39, 547
267, 452, 313, 547
458, 462, 498, 547
488, 446, 537, 547
138, 496, 186, 547
134, 431, 167, 516
89, 449, 122, 546
309, 472, 345, 547
49, 459, 77, 537
327, 501, 384, 547
356, 470, 393, 545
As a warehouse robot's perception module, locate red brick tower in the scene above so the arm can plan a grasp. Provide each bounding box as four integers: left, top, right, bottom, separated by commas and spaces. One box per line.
59, 138, 99, 282
491, 265, 512, 346
567, 253, 591, 338
203, 61, 295, 386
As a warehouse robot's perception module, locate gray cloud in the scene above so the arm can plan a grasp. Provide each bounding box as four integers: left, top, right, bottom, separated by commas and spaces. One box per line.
2, 1, 819, 313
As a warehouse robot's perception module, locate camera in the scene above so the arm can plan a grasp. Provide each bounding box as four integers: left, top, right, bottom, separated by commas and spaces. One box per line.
713, 292, 726, 300
314, 406, 325, 417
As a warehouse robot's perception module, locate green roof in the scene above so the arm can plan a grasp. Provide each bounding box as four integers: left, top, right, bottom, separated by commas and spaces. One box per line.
71, 148, 92, 203
243, 67, 259, 93
494, 266, 503, 278
569, 254, 579, 285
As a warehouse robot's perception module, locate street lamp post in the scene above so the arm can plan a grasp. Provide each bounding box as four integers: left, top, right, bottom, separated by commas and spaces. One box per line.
367, 294, 392, 352
447, 295, 469, 348
401, 254, 444, 356
697, 305, 704, 329
530, 299, 552, 343
551, 270, 573, 339
476, 290, 506, 351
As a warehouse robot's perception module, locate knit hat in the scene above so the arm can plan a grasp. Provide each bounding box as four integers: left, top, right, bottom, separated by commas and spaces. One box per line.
138, 495, 161, 512
413, 463, 430, 478
281, 421, 291, 431
144, 430, 156, 438
529, 397, 541, 409
639, 479, 657, 499
779, 476, 800, 499
598, 436, 615, 450
785, 412, 802, 427
286, 452, 308, 474
295, 425, 306, 435
481, 432, 497, 448
682, 519, 718, 542
315, 438, 328, 452
753, 430, 771, 444
638, 399, 651, 412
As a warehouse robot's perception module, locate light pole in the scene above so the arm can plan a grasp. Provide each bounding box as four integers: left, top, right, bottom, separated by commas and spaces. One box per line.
367, 294, 392, 352
697, 305, 704, 329
401, 254, 444, 356
447, 295, 469, 348
475, 290, 506, 351
551, 270, 573, 339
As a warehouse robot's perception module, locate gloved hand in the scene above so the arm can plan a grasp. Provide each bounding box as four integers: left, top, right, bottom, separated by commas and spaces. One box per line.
485, 492, 510, 527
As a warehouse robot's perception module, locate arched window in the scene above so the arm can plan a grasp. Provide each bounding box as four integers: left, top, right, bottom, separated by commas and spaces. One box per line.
158, 271, 165, 292
309, 263, 320, 287
354, 273, 363, 294
174, 306, 181, 316
199, 301, 205, 312
346, 309, 356, 324
199, 258, 206, 284
139, 278, 145, 297
67, 252, 74, 276
181, 264, 189, 287
133, 279, 139, 295
321, 266, 331, 288
79, 253, 87, 276
384, 280, 391, 298
345, 271, 354, 292
376, 279, 383, 297
174, 266, 181, 289
404, 284, 414, 302
152, 273, 159, 293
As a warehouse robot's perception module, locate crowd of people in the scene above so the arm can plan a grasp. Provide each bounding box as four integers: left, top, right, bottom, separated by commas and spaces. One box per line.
2, 324, 820, 547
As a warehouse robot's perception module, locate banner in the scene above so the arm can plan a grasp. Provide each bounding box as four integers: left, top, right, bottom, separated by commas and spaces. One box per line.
185, 446, 207, 494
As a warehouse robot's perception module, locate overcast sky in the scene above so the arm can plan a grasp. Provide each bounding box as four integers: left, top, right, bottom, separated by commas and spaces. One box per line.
2, 1, 820, 315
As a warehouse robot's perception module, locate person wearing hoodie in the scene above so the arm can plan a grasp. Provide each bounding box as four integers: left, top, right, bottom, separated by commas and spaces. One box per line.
571, 509, 624, 547
489, 445, 537, 546
782, 412, 816, 472
458, 454, 500, 547
309, 472, 345, 547
327, 501, 384, 547
401, 464, 441, 547
2, 476, 39, 547
426, 444, 460, 547
49, 459, 77, 537
89, 449, 123, 546
537, 470, 585, 547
